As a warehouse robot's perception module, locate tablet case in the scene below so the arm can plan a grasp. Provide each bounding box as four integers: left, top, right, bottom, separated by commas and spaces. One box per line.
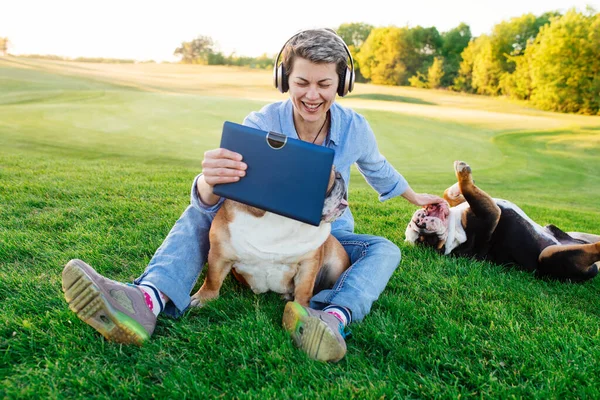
213, 121, 334, 226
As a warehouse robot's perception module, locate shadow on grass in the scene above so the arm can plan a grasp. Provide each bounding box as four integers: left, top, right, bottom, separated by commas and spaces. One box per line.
346, 93, 436, 105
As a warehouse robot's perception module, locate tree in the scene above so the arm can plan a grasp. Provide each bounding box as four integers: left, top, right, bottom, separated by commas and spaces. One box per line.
337, 22, 374, 82
492, 13, 547, 72
440, 23, 472, 87
499, 53, 533, 100
455, 13, 559, 95
410, 26, 442, 58
409, 57, 444, 89
471, 36, 503, 95
355, 26, 413, 85
526, 9, 600, 114
454, 36, 486, 92
427, 57, 445, 89
174, 36, 216, 64
407, 26, 442, 79
0, 37, 8, 56
408, 72, 428, 88
356, 25, 443, 86
497, 13, 560, 99
337, 23, 374, 48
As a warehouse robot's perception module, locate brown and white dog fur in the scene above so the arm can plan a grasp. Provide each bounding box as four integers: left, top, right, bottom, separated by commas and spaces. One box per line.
405, 161, 600, 282
191, 169, 350, 307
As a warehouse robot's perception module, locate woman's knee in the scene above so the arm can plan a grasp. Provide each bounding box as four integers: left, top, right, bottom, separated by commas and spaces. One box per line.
370, 236, 402, 266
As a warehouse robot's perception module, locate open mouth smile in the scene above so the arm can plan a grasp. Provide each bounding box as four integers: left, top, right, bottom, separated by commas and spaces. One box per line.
302, 102, 322, 112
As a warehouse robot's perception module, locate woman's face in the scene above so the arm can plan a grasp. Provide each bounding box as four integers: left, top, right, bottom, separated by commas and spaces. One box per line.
288, 57, 338, 123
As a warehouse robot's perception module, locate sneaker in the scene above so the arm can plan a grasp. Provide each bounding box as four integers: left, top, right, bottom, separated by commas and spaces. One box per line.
61, 259, 156, 345
282, 301, 349, 362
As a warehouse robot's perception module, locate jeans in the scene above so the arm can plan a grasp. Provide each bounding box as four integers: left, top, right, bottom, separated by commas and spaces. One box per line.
135, 175, 401, 322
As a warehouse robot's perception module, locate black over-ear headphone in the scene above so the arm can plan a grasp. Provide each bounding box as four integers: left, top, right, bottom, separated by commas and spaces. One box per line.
273, 29, 355, 97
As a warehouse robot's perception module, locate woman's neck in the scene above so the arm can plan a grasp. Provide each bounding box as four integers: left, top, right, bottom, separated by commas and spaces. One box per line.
293, 111, 329, 144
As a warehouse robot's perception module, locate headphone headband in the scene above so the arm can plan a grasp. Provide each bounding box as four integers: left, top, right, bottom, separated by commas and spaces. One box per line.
273, 29, 355, 97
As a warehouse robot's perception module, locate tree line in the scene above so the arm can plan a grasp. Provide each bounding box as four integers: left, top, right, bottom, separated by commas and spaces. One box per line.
176, 8, 599, 115
452, 8, 599, 115
173, 36, 272, 69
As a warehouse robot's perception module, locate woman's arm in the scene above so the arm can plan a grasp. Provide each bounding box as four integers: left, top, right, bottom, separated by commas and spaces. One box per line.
401, 186, 444, 206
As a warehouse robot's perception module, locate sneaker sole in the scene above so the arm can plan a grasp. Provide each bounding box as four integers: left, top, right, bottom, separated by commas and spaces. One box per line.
62, 260, 150, 345
282, 302, 346, 362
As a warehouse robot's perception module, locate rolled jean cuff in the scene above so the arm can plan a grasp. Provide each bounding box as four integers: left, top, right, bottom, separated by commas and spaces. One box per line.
190, 173, 225, 212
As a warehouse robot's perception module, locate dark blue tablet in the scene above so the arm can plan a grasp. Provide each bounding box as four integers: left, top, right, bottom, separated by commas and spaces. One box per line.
213, 121, 334, 226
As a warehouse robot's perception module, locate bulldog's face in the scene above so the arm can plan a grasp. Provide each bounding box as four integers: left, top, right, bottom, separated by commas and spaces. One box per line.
405, 201, 451, 251
321, 168, 348, 223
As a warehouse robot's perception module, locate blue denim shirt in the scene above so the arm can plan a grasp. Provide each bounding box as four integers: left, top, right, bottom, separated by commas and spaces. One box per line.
198, 99, 409, 232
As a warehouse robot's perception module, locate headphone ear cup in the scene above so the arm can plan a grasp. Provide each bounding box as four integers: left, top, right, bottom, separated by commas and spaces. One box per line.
280, 63, 289, 93
347, 66, 355, 94
338, 66, 354, 97
273, 62, 280, 91
337, 68, 347, 97
274, 63, 287, 93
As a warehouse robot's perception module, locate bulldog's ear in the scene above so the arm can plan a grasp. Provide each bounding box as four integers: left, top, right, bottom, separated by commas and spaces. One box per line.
436, 239, 446, 251
404, 226, 419, 243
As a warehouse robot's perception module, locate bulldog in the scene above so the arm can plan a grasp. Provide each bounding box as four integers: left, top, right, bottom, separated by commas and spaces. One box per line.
190, 168, 350, 307
405, 161, 600, 282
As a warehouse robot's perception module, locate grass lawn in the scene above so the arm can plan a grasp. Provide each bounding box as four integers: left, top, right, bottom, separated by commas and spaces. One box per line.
1, 57, 600, 399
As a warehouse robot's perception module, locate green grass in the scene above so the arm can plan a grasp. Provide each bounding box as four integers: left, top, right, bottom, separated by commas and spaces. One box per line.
1, 57, 600, 399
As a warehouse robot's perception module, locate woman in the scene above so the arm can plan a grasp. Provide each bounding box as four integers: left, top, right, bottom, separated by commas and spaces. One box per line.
62, 29, 442, 362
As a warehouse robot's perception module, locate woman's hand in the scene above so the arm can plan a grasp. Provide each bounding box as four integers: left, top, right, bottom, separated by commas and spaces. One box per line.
401, 187, 445, 207
412, 193, 445, 207
196, 148, 247, 206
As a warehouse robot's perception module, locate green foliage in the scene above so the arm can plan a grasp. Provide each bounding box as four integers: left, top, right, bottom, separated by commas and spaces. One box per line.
222, 53, 273, 69
337, 22, 375, 82
410, 26, 443, 75
427, 57, 445, 89
525, 9, 600, 114
408, 57, 444, 89
440, 23, 472, 87
356, 25, 442, 86
337, 22, 374, 48
499, 53, 533, 100
455, 13, 558, 96
207, 51, 226, 65
495, 12, 559, 99
491, 13, 554, 72
174, 35, 216, 64
174, 35, 272, 69
408, 71, 428, 88
471, 36, 503, 95
454, 37, 482, 92
356, 26, 410, 85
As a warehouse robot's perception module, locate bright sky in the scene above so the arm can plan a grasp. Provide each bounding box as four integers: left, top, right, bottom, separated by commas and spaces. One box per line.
2, 0, 597, 62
